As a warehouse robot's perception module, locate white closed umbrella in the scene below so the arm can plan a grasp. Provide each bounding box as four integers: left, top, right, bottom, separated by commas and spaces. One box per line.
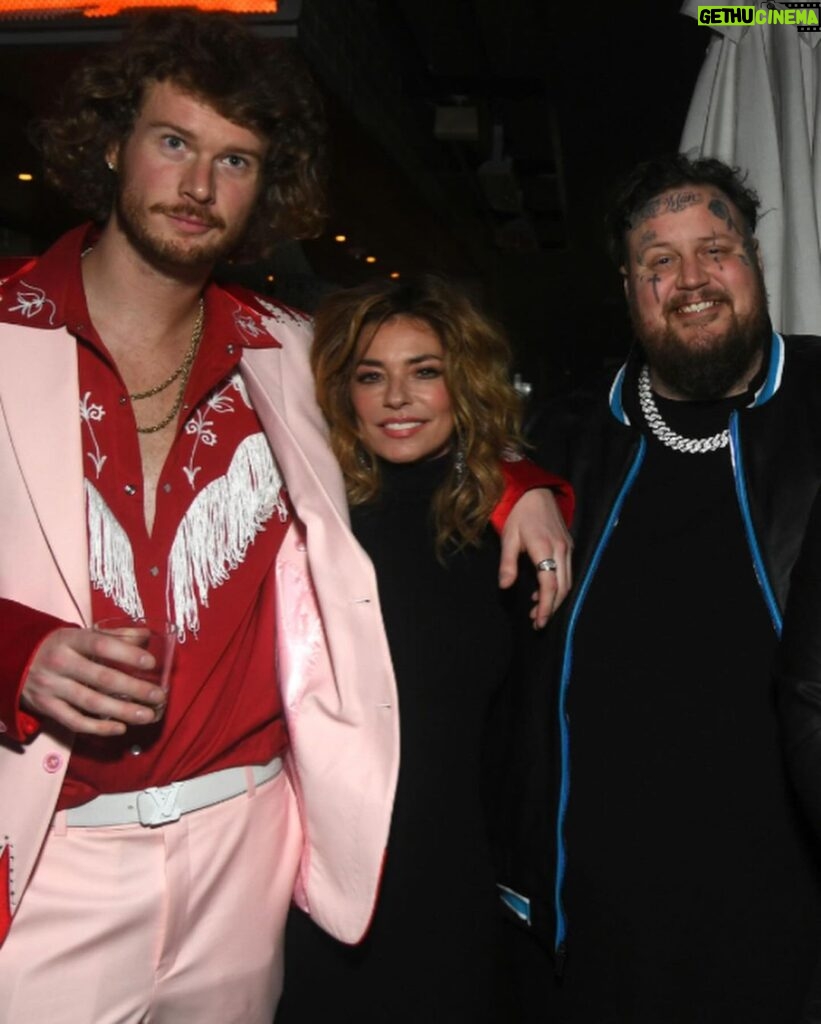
680, 0, 821, 335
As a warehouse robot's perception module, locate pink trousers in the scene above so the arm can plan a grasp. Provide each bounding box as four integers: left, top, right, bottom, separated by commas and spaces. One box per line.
0, 769, 302, 1024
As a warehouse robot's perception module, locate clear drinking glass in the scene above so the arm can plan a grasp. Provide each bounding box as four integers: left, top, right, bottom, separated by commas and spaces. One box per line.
92, 617, 177, 715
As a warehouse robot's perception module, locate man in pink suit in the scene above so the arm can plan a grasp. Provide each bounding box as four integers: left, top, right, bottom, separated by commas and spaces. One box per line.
0, 11, 571, 1023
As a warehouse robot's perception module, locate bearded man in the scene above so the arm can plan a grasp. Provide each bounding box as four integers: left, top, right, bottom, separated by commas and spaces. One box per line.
498, 154, 821, 1023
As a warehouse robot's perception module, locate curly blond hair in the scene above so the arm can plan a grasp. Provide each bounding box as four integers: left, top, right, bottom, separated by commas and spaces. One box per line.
312, 275, 524, 553
33, 10, 326, 257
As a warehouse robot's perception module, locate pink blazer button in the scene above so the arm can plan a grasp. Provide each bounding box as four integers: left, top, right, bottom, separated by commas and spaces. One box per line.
43, 753, 63, 773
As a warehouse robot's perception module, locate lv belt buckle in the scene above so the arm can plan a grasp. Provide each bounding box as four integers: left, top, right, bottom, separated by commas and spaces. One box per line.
137, 782, 184, 826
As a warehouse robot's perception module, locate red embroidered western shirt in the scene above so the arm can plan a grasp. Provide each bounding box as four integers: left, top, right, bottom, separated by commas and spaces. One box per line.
0, 225, 296, 808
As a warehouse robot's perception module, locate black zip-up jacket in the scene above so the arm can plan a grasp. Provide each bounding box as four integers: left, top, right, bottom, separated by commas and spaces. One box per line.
496, 332, 821, 970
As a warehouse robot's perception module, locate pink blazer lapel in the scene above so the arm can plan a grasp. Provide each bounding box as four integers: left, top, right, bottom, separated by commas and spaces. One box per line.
0, 323, 90, 624
240, 343, 399, 944
240, 345, 351, 526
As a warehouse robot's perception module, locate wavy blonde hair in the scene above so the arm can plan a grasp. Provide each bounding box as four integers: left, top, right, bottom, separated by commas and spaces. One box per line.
311, 275, 524, 553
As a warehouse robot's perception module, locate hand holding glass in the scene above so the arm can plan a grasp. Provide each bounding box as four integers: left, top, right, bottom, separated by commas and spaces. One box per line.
92, 617, 176, 721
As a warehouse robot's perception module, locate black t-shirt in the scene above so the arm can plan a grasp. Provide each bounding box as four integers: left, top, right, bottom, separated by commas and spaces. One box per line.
558, 390, 821, 1023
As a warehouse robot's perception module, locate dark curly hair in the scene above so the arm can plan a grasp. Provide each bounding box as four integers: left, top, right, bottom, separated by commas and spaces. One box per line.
605, 154, 761, 267
32, 10, 327, 257
311, 275, 525, 554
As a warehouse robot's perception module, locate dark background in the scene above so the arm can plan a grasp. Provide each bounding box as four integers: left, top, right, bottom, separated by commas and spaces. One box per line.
0, 0, 710, 398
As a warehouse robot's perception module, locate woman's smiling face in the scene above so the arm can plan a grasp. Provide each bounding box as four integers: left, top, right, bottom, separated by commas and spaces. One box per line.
351, 315, 454, 464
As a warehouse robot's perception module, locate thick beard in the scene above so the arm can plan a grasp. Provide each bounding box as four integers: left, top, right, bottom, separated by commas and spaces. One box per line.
631, 287, 771, 401
116, 186, 249, 271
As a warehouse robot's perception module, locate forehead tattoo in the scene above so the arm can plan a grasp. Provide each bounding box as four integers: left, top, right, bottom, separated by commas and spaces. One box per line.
708, 196, 740, 234
631, 190, 703, 229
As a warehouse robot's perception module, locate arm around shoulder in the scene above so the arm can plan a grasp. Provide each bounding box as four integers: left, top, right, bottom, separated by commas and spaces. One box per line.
493, 456, 574, 627
490, 455, 574, 534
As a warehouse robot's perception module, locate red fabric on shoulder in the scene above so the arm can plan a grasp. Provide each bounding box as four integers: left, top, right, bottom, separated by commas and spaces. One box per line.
490, 457, 574, 534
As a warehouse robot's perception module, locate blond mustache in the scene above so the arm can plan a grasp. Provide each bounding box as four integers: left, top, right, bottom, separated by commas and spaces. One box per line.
149, 204, 226, 230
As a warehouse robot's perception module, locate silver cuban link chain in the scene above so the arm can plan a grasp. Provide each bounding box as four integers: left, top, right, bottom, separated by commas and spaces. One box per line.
638, 366, 730, 454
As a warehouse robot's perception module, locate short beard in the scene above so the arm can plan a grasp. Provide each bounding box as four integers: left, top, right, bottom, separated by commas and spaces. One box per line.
631, 287, 771, 401
116, 187, 249, 272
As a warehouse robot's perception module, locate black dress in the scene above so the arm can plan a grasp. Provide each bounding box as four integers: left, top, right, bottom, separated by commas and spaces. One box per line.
276, 456, 515, 1023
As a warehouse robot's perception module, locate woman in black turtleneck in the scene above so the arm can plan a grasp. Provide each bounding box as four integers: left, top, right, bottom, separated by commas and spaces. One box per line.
275, 275, 540, 1023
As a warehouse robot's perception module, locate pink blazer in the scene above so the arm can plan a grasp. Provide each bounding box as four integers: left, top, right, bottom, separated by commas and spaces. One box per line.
0, 316, 400, 945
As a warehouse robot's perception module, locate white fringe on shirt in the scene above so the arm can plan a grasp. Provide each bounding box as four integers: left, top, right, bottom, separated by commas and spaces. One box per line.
86, 480, 145, 620
166, 432, 287, 637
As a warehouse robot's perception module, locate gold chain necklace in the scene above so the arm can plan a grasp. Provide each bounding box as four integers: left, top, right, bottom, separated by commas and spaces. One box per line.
133, 299, 205, 435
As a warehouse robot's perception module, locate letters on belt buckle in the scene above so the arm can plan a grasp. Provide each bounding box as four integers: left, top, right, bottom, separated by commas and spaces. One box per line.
136, 782, 184, 826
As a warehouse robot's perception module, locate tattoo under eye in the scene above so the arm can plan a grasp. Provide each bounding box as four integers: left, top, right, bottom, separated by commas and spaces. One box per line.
708, 234, 725, 269
649, 274, 661, 303
741, 235, 757, 267
706, 201, 758, 268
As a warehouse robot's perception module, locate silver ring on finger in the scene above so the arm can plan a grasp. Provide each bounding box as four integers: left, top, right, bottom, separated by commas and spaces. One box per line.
536, 557, 558, 573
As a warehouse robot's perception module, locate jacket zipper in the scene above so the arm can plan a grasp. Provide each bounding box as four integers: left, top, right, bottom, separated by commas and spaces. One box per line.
553, 437, 646, 965
728, 412, 782, 633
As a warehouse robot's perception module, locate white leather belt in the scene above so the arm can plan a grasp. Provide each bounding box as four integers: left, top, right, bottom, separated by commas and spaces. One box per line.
65, 756, 283, 828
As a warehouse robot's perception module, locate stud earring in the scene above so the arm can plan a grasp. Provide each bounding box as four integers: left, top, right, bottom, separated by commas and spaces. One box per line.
106, 159, 116, 172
